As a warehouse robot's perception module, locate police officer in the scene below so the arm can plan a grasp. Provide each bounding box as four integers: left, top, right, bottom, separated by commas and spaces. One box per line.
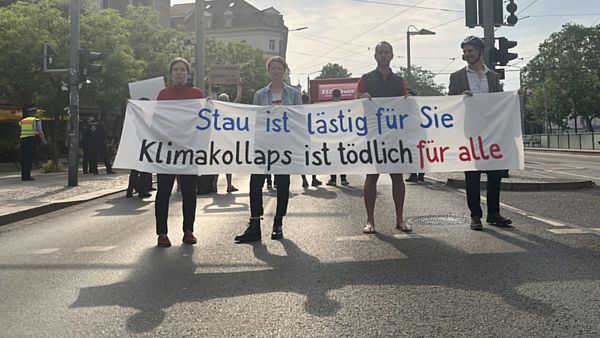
18, 107, 46, 181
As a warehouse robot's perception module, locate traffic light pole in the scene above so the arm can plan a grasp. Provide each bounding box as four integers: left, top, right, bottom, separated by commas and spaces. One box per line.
195, 0, 205, 90
481, 0, 495, 70
68, 0, 80, 187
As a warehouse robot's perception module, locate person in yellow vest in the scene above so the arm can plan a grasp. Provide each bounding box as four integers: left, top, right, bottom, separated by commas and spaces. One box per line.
18, 107, 46, 181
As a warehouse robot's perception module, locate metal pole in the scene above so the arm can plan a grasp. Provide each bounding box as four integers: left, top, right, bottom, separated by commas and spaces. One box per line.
519, 68, 525, 134
481, 0, 495, 69
68, 0, 80, 187
406, 30, 411, 88
195, 0, 205, 91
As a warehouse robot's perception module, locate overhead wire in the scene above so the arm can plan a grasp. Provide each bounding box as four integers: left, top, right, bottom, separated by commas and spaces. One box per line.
293, 0, 426, 72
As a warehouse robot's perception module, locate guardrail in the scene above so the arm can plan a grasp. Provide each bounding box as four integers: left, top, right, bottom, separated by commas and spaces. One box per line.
524, 133, 599, 150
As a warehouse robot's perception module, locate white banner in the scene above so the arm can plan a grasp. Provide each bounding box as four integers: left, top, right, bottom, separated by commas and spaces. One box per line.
114, 92, 524, 175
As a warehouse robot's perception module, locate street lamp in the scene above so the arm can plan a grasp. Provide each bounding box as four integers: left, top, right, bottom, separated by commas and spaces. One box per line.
281, 26, 308, 59
406, 25, 435, 89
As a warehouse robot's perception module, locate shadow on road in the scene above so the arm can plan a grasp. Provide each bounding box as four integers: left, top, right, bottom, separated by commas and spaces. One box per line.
67, 226, 600, 333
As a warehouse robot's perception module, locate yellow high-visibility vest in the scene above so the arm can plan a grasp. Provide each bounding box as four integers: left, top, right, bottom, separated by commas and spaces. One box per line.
19, 117, 37, 138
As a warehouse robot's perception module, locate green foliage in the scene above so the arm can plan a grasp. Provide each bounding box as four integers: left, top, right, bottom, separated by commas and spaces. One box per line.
523, 23, 600, 132
315, 63, 351, 79
396, 66, 445, 96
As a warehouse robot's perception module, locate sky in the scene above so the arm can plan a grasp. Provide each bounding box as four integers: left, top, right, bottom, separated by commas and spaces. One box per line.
171, 0, 600, 92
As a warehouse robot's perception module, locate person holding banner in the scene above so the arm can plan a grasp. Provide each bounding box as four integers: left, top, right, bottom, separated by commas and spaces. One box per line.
154, 57, 204, 247
234, 56, 302, 243
356, 41, 411, 234
448, 36, 512, 230
326, 89, 349, 187
207, 80, 241, 193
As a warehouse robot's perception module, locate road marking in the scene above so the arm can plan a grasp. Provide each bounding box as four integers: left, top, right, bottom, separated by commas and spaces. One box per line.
31, 248, 60, 254
75, 246, 116, 252
336, 235, 372, 241
426, 178, 599, 237
528, 215, 565, 227
547, 229, 589, 235
541, 169, 600, 181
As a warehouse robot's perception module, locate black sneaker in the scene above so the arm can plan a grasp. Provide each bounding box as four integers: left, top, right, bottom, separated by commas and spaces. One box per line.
470, 216, 483, 231
271, 225, 283, 240
341, 179, 350, 186
311, 179, 322, 187
302, 180, 309, 188
234, 220, 261, 243
326, 179, 336, 186
486, 213, 513, 227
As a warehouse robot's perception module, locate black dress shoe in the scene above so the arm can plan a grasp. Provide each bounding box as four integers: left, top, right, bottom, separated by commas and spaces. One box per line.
21, 177, 35, 181
234, 220, 261, 243
271, 225, 283, 240
486, 213, 513, 227
405, 174, 418, 183
470, 216, 483, 230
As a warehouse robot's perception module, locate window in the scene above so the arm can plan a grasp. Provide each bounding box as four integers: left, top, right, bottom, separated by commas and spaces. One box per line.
225, 16, 232, 27
205, 4, 211, 9
228, 1, 235, 7
269, 40, 276, 51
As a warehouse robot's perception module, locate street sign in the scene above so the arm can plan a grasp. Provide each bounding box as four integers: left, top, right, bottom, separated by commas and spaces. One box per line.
208, 64, 241, 85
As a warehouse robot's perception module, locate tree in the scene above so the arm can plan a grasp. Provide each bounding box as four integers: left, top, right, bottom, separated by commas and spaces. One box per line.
315, 63, 351, 79
523, 24, 600, 132
79, 7, 144, 115
396, 66, 445, 96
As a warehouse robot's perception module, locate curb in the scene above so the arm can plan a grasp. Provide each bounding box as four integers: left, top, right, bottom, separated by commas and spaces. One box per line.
524, 148, 600, 156
446, 178, 596, 191
0, 188, 126, 227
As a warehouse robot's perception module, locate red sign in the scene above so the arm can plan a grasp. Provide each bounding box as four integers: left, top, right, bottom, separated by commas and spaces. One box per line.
316, 83, 358, 102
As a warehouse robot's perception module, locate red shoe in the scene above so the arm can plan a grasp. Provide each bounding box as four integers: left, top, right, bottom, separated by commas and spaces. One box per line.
182, 231, 197, 245
157, 234, 171, 247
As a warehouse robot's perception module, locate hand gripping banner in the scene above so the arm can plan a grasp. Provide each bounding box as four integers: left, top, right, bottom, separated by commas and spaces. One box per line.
114, 92, 524, 175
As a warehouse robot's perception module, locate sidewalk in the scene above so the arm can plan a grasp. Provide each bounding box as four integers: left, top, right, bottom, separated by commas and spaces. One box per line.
0, 167, 130, 226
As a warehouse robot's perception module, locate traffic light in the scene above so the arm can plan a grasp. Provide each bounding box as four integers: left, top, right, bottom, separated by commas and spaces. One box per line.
506, 0, 518, 26
497, 37, 518, 66
41, 42, 57, 71
78, 49, 102, 83
465, 0, 478, 28
465, 0, 504, 28
493, 0, 503, 27
495, 68, 505, 80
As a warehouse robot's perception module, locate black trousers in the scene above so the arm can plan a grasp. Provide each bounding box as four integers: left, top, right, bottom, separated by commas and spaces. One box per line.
464, 170, 502, 218
250, 174, 290, 219
329, 174, 347, 182
127, 170, 152, 195
20, 137, 36, 180
155, 174, 197, 235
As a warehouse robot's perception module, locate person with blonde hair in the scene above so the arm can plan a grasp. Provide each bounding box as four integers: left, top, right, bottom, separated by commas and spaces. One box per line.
234, 56, 301, 243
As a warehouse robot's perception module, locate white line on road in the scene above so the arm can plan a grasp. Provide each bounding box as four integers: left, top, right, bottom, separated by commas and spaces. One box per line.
74, 246, 116, 252
30, 248, 60, 254
426, 177, 599, 237
547, 229, 589, 235
539, 169, 600, 181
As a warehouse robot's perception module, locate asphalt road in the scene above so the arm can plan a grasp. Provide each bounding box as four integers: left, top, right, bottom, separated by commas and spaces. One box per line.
1, 173, 598, 337
524, 150, 600, 185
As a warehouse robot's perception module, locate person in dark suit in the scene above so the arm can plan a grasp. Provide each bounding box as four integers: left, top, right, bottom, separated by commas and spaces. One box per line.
448, 36, 512, 230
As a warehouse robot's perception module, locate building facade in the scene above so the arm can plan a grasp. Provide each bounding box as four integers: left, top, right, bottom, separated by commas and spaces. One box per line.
171, 0, 289, 58
99, 0, 171, 27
